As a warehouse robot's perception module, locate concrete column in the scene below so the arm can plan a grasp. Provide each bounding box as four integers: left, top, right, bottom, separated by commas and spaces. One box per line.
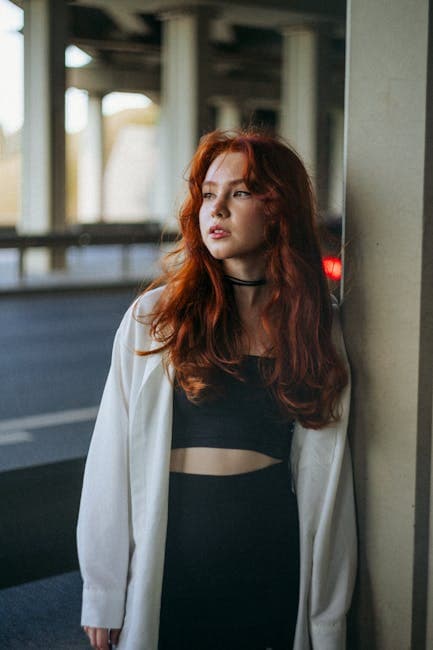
280, 25, 318, 178
214, 99, 242, 131
328, 108, 344, 217
156, 8, 211, 228
21, 0, 66, 271
343, 1, 433, 648
280, 24, 333, 210
315, 27, 333, 211
77, 93, 104, 223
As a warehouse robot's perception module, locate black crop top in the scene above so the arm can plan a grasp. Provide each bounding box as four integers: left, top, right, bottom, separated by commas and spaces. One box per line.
172, 356, 295, 461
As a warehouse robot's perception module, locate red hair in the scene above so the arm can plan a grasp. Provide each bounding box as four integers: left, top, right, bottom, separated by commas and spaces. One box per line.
136, 128, 348, 428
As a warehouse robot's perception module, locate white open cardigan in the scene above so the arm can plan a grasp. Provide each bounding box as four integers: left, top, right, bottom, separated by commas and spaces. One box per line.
77, 286, 357, 650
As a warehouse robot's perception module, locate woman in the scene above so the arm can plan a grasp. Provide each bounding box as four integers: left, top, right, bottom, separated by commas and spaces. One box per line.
77, 129, 357, 650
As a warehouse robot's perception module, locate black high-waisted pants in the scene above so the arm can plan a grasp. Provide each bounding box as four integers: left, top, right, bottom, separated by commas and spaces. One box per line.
158, 461, 300, 650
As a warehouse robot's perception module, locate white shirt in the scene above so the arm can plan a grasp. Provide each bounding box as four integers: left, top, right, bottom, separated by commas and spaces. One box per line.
77, 286, 357, 650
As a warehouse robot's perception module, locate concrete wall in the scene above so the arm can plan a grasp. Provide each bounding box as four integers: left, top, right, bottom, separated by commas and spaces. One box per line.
343, 0, 433, 647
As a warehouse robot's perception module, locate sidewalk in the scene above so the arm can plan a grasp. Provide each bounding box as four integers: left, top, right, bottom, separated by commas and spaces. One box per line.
0, 246, 164, 646
0, 571, 88, 649
0, 244, 165, 295
0, 246, 166, 648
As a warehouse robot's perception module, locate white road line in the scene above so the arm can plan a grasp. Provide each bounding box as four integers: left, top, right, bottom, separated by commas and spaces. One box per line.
0, 431, 34, 446
0, 406, 99, 433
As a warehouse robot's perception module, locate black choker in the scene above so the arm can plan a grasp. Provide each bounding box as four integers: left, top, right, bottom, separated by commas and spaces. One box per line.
224, 274, 267, 287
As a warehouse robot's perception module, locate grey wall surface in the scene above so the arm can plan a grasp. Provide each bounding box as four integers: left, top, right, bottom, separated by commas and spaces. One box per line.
343, 0, 433, 647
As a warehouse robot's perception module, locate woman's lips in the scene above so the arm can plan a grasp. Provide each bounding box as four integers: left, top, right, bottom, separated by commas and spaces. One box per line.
209, 226, 230, 239
209, 229, 230, 239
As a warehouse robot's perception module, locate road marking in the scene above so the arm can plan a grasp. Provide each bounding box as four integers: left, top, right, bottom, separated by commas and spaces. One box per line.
0, 431, 34, 446
0, 406, 99, 433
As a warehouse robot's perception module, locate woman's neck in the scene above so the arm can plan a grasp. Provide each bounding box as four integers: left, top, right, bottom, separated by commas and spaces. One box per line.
223, 260, 267, 310
234, 285, 271, 356
233, 284, 268, 310
222, 260, 270, 350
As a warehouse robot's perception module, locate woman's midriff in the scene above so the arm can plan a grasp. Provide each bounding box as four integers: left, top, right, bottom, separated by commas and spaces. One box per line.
169, 447, 283, 475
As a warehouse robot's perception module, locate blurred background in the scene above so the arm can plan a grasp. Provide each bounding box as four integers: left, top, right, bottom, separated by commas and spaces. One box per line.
0, 0, 344, 289
0, 2, 346, 644
1, 0, 433, 649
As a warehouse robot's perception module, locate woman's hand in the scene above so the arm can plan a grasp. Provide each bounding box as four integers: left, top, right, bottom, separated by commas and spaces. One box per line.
83, 626, 121, 649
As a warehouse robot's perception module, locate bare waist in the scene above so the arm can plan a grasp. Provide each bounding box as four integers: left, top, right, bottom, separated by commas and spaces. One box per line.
169, 447, 283, 475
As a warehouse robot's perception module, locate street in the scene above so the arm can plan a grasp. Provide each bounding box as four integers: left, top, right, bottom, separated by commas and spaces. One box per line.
0, 288, 138, 470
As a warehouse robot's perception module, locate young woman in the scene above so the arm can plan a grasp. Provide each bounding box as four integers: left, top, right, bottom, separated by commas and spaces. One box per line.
77, 129, 357, 650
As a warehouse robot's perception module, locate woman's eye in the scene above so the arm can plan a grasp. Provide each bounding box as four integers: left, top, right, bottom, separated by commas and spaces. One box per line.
202, 192, 214, 199
234, 190, 251, 198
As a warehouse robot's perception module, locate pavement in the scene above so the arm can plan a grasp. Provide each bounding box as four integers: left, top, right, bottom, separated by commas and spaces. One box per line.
0, 248, 162, 648
0, 571, 88, 649
0, 289, 135, 470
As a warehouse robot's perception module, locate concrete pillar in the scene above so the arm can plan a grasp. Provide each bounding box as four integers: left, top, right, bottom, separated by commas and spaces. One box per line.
328, 108, 344, 217
77, 93, 104, 223
214, 99, 242, 131
21, 0, 66, 271
280, 25, 318, 178
156, 8, 211, 227
280, 24, 333, 211
315, 27, 333, 212
343, 1, 433, 648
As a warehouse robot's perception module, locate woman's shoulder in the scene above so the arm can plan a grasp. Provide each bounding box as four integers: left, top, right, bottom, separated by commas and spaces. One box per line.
117, 285, 166, 348
132, 285, 166, 318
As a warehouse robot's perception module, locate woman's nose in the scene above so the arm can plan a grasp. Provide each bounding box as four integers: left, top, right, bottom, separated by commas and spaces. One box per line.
211, 196, 228, 218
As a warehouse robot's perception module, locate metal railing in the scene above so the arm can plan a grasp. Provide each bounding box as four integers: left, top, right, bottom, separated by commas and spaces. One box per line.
0, 222, 178, 280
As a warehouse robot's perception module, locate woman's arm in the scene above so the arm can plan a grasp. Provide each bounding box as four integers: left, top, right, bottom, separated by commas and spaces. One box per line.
293, 303, 357, 650
83, 626, 121, 649
77, 322, 133, 631
303, 423, 356, 649
311, 306, 357, 649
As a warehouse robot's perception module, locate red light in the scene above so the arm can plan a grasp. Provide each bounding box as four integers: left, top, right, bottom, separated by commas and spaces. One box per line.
323, 256, 342, 281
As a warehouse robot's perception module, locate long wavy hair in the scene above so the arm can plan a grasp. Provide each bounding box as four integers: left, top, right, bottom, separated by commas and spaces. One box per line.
136, 128, 348, 428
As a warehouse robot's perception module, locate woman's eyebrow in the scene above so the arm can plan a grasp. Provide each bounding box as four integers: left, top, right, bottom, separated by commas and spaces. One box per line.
202, 178, 246, 188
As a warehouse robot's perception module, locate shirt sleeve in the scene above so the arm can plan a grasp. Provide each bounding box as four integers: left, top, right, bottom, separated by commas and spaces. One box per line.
293, 302, 357, 650
308, 426, 357, 649
76, 321, 133, 629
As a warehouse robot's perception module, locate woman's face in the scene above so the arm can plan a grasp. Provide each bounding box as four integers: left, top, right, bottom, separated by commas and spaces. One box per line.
199, 152, 267, 276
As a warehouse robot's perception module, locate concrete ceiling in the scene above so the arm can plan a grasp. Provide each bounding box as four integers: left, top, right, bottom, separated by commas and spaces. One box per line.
13, 0, 346, 106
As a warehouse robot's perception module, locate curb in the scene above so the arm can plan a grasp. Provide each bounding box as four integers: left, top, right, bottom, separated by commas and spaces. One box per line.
0, 277, 152, 298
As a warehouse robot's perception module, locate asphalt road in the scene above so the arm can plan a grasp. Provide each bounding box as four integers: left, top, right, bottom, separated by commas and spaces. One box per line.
0, 288, 138, 471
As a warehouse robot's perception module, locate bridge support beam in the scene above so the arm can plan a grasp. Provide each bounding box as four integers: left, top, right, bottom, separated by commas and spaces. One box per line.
77, 93, 104, 223
21, 0, 67, 271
